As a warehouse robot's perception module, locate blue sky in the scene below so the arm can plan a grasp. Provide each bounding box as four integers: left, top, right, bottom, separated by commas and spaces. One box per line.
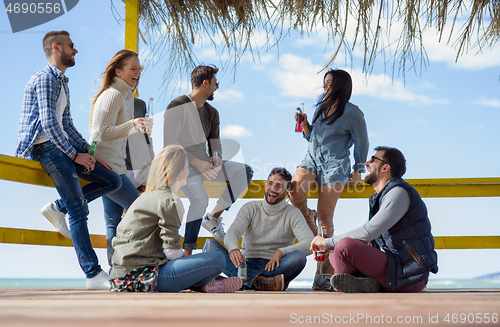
0, 1, 499, 280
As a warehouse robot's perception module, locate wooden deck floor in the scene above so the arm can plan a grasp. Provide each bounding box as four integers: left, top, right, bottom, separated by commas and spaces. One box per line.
0, 288, 499, 326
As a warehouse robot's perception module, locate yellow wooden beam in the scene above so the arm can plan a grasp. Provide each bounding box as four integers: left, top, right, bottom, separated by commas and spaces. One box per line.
0, 154, 54, 188
124, 0, 139, 52
1, 227, 498, 250
433, 236, 500, 249
0, 227, 106, 249
2, 154, 500, 198
0, 227, 229, 250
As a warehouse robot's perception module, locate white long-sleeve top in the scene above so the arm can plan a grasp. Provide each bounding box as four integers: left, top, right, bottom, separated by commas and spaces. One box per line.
323, 185, 411, 249
90, 76, 137, 174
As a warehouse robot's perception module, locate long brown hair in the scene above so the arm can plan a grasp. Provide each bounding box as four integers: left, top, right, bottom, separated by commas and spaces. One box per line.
90, 49, 138, 125
312, 69, 352, 125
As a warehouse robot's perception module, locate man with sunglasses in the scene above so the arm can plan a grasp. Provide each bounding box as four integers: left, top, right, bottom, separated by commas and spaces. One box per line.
15, 31, 122, 289
311, 146, 438, 293
163, 64, 253, 255
203, 168, 314, 291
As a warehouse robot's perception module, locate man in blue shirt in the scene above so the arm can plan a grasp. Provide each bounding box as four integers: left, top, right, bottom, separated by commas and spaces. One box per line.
15, 31, 122, 290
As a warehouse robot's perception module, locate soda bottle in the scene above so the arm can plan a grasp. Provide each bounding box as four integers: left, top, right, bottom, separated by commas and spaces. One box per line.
82, 141, 96, 175
295, 103, 304, 132
237, 248, 247, 284
314, 222, 326, 261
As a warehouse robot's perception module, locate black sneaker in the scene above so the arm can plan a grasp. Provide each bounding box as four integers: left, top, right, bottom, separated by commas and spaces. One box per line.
313, 274, 334, 291
330, 274, 381, 293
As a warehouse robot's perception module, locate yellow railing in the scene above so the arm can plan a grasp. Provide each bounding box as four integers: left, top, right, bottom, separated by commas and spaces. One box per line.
1, 154, 499, 250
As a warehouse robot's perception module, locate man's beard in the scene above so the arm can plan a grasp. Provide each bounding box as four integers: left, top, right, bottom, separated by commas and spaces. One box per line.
265, 190, 286, 205
364, 168, 379, 185
61, 49, 75, 67
207, 93, 214, 101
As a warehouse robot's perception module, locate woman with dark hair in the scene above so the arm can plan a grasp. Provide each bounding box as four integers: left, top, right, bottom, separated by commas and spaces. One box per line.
89, 49, 152, 265
289, 69, 369, 285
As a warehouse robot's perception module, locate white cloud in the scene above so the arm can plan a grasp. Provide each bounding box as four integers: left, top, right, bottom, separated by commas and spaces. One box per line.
268, 54, 324, 98
267, 53, 450, 105
215, 89, 245, 101
350, 70, 450, 105
221, 125, 253, 138
471, 97, 500, 108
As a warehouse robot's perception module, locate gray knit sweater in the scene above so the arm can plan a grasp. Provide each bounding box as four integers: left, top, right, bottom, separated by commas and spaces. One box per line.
224, 199, 314, 260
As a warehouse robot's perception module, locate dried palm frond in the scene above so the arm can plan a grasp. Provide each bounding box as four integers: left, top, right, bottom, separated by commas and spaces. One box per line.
116, 0, 500, 88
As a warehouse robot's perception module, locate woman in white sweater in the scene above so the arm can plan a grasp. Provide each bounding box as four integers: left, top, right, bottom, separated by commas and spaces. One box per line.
90, 49, 150, 264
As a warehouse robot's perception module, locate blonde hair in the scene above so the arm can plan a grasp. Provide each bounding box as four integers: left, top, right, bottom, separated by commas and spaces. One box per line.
90, 49, 138, 127
145, 145, 188, 193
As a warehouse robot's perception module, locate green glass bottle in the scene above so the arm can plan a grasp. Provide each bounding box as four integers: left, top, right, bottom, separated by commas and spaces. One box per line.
82, 141, 97, 175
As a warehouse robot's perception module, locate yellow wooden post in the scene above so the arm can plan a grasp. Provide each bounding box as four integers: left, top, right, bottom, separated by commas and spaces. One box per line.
124, 0, 139, 52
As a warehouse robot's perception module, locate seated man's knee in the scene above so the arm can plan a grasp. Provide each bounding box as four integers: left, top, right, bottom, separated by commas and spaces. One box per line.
333, 237, 363, 257
202, 239, 225, 253
107, 173, 122, 193
288, 250, 307, 268
188, 192, 209, 209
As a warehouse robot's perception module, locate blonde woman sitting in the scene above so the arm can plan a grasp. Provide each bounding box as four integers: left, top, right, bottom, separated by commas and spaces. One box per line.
109, 145, 242, 293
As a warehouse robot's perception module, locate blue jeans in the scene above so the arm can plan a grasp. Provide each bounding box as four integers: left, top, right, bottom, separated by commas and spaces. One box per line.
182, 161, 253, 250
202, 240, 307, 289
156, 251, 225, 292
102, 174, 140, 240
32, 141, 122, 278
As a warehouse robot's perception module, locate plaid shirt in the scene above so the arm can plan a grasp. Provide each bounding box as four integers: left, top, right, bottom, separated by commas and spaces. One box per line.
15, 63, 89, 159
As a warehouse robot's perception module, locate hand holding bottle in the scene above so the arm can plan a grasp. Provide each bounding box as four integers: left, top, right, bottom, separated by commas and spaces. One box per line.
82, 141, 97, 174
295, 103, 310, 134
142, 97, 154, 133
295, 103, 305, 132
237, 248, 248, 284
314, 224, 326, 261
134, 117, 153, 134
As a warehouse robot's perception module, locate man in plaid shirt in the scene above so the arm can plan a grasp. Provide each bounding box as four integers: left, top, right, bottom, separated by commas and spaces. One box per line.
15, 31, 122, 290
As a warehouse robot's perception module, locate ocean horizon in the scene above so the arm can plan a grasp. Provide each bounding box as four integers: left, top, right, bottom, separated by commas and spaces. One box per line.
1, 278, 499, 290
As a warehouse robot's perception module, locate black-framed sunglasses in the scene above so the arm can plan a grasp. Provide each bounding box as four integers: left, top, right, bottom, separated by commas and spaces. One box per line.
370, 156, 389, 165
57, 42, 75, 50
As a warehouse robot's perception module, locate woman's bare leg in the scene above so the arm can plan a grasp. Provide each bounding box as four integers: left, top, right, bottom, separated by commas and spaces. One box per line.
289, 167, 318, 234
317, 183, 344, 238
314, 183, 344, 281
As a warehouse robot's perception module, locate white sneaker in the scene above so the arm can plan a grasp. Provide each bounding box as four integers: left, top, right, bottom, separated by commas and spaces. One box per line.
201, 214, 226, 242
86, 270, 111, 290
40, 202, 71, 239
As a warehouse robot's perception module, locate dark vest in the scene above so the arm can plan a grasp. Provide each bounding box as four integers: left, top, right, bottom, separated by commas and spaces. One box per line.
369, 178, 439, 289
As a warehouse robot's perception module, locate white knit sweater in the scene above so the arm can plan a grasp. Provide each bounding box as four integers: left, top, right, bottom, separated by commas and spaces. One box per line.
90, 77, 137, 175
224, 199, 314, 260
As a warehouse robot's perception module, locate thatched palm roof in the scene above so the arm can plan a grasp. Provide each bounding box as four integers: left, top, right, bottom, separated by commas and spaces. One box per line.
119, 0, 499, 84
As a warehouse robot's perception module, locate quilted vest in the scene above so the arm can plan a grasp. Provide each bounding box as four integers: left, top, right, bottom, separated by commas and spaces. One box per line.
369, 178, 439, 289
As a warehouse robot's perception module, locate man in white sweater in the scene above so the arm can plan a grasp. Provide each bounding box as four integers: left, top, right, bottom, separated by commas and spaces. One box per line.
203, 168, 314, 291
